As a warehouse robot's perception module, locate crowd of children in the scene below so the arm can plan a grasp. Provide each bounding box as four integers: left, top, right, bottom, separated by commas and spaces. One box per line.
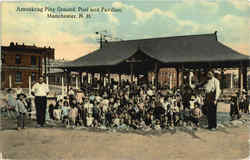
3, 81, 249, 131
48, 83, 204, 130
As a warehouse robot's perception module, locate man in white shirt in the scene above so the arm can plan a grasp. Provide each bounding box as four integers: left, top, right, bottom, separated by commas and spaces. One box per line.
31, 76, 49, 127
204, 70, 221, 131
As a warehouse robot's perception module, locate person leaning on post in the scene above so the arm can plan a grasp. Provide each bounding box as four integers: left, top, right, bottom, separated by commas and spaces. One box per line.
31, 76, 49, 128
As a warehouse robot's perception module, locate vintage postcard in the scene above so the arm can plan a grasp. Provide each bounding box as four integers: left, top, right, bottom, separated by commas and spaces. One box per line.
0, 0, 249, 160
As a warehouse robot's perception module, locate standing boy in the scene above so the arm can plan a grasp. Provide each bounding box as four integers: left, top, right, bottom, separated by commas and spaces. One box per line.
16, 93, 28, 130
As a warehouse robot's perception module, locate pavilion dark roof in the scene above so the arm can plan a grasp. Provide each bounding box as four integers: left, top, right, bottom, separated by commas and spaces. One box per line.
60, 33, 250, 68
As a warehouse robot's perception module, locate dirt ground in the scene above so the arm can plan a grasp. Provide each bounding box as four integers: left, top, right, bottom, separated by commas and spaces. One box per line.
0, 118, 249, 160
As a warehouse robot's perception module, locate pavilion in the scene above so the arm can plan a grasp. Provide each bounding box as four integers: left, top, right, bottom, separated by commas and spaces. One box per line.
57, 31, 250, 92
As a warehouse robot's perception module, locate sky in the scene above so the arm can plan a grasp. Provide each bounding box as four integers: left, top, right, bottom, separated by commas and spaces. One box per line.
1, 0, 250, 61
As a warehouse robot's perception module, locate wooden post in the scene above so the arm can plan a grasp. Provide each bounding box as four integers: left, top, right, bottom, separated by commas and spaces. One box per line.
29, 75, 31, 95
79, 72, 82, 89
119, 74, 121, 87
154, 62, 159, 88
230, 73, 233, 89
135, 74, 138, 85
176, 67, 180, 88
130, 63, 133, 83
66, 71, 70, 94
238, 65, 242, 92
243, 65, 247, 91
76, 75, 79, 89
62, 73, 64, 96
9, 74, 12, 88
169, 73, 172, 90
100, 72, 103, 86
103, 74, 106, 87
221, 68, 224, 94
108, 72, 111, 85
46, 74, 49, 86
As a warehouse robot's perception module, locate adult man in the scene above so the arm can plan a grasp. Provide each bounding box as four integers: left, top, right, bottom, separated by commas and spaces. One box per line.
31, 76, 49, 127
203, 70, 221, 131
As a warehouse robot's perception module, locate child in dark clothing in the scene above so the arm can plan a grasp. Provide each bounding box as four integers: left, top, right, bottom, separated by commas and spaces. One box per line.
183, 108, 191, 126
48, 103, 55, 120
105, 108, 113, 127
191, 105, 202, 127
16, 93, 28, 130
230, 96, 240, 120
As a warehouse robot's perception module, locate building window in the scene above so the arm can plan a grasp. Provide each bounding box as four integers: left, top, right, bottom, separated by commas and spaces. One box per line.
31, 56, 37, 65
16, 55, 21, 64
16, 72, 22, 82
31, 72, 36, 81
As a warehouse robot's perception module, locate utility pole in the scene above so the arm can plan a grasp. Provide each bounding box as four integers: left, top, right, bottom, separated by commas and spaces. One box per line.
96, 30, 124, 49
0, 54, 2, 89
96, 31, 107, 49
96, 30, 123, 49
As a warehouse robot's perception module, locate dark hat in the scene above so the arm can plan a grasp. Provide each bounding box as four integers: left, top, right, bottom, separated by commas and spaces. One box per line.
7, 88, 12, 93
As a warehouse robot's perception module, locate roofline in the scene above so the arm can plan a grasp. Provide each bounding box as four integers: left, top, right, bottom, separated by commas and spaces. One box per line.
107, 32, 217, 44
57, 59, 250, 69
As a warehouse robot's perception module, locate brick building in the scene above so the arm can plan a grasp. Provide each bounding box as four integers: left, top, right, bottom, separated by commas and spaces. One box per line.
1, 42, 55, 89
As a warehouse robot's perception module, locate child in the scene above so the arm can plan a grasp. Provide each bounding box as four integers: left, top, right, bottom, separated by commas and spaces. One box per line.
172, 101, 180, 126
68, 101, 78, 128
16, 93, 28, 130
61, 101, 70, 123
53, 99, 63, 120
113, 114, 120, 128
179, 105, 185, 126
92, 101, 100, 123
230, 96, 240, 120
191, 104, 202, 128
105, 108, 113, 128
86, 113, 94, 127
183, 107, 191, 126
189, 96, 196, 109
48, 103, 55, 120
154, 120, 161, 130
7, 88, 17, 119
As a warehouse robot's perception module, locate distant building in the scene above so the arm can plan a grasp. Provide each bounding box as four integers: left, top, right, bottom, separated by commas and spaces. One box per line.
48, 59, 69, 86
1, 42, 55, 89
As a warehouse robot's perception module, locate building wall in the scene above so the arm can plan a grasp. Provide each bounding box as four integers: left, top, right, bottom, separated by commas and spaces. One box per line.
1, 69, 40, 88
1, 42, 55, 89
